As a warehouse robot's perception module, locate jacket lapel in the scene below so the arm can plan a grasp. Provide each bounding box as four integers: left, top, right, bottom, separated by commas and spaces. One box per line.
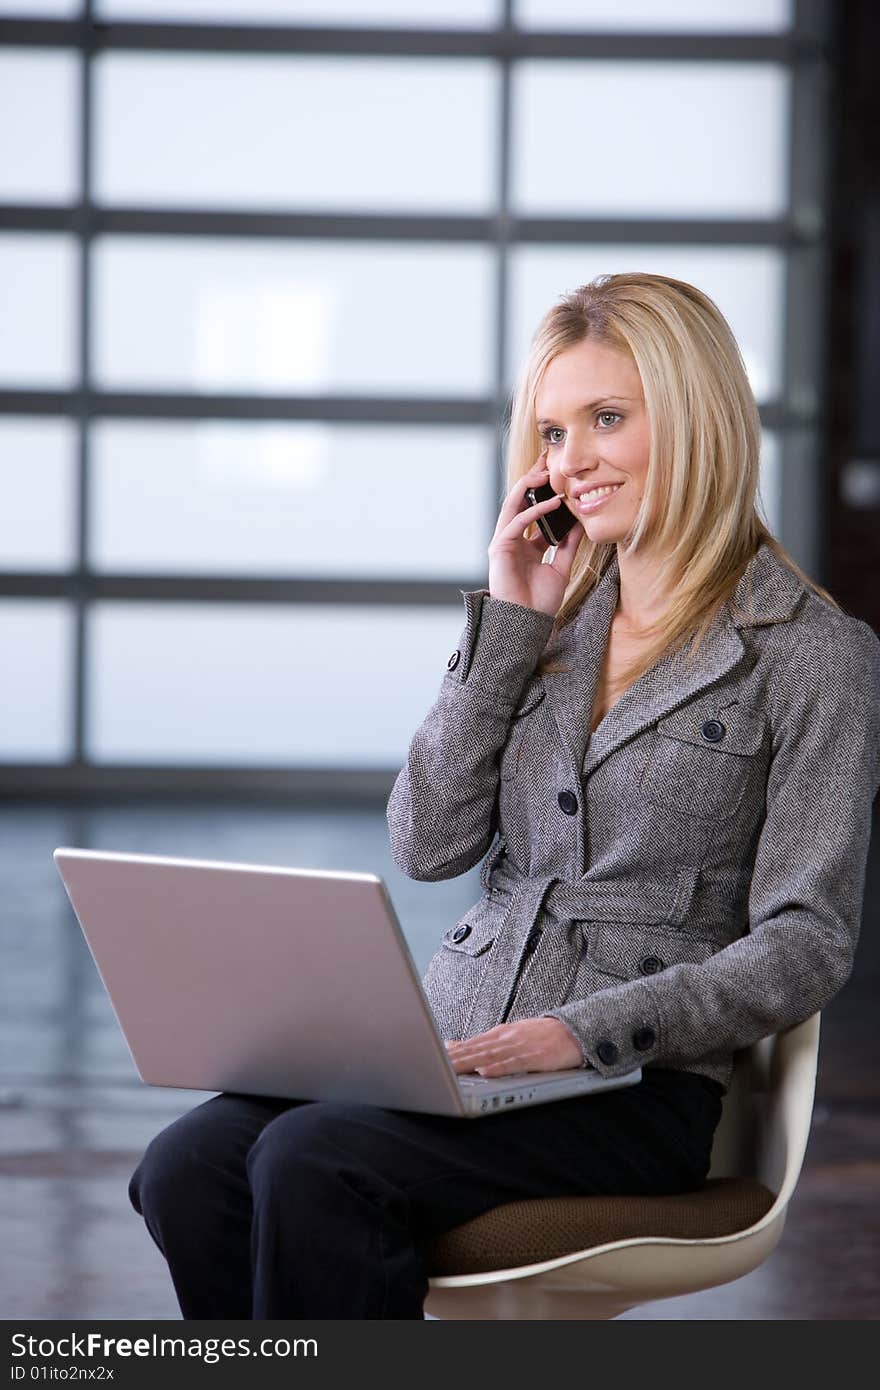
539, 541, 805, 780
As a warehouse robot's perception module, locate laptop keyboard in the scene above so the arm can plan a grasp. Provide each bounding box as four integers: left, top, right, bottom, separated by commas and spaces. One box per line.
458, 1073, 530, 1087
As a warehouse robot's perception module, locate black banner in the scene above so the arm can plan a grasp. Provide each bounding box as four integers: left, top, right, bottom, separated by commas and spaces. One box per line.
2, 1319, 641, 1386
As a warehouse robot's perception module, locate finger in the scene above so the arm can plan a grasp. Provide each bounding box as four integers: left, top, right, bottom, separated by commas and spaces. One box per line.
520, 453, 550, 484
447, 1041, 492, 1062
496, 483, 548, 535
529, 531, 552, 555
468, 1040, 521, 1068
500, 492, 563, 536
477, 1056, 527, 1076
446, 1042, 500, 1072
477, 1047, 546, 1076
445, 1044, 487, 1072
448, 1053, 479, 1070
497, 458, 551, 520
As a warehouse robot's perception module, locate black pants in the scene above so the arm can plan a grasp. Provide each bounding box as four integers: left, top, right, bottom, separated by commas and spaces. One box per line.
129, 1068, 723, 1320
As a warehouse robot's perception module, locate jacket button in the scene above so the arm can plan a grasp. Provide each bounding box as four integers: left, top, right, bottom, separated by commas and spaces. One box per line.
557, 789, 579, 815
702, 718, 725, 742
640, 954, 664, 974
596, 1039, 619, 1065
447, 649, 461, 671
452, 923, 471, 942
633, 1027, 656, 1051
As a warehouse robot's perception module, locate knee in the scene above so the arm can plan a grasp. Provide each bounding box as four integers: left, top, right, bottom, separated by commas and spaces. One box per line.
129, 1123, 189, 1224
129, 1101, 233, 1226
245, 1101, 370, 1190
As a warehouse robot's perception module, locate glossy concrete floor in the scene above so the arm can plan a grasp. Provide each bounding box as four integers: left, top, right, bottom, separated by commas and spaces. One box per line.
1, 800, 878, 1321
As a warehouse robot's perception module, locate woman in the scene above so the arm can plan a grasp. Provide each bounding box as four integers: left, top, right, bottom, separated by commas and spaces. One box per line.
129, 272, 880, 1320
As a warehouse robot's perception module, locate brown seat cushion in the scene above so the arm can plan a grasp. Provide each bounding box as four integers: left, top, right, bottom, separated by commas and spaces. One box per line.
424, 1176, 776, 1277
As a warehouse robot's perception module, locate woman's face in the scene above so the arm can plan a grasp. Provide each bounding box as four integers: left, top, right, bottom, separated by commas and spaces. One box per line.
534, 339, 650, 543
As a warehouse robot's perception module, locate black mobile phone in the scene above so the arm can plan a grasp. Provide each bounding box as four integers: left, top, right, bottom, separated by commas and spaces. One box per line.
524, 480, 578, 546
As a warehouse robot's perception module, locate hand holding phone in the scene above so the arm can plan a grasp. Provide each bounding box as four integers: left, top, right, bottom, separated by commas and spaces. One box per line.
524, 478, 579, 546
487, 450, 582, 618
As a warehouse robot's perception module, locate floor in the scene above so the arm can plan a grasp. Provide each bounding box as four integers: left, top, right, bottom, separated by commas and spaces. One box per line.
2, 799, 878, 1321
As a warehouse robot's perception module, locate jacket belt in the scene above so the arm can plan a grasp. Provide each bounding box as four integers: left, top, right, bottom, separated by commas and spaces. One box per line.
464, 844, 700, 1037
483, 844, 700, 925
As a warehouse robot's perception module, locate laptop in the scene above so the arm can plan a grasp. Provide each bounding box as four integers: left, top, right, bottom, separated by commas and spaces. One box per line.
52, 847, 642, 1119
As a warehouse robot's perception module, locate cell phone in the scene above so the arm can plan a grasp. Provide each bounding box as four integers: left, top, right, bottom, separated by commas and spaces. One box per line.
524, 480, 579, 546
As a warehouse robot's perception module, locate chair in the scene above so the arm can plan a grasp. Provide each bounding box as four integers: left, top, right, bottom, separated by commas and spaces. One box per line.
423, 1013, 821, 1320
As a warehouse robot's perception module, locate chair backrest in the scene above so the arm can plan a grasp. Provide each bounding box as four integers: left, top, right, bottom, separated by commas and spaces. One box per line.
708, 1014, 821, 1200
708, 1049, 759, 1180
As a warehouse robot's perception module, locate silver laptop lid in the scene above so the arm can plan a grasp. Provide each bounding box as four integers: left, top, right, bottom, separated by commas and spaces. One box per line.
53, 847, 471, 1117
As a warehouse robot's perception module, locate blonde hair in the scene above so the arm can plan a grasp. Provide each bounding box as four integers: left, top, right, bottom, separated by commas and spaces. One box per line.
505, 271, 840, 686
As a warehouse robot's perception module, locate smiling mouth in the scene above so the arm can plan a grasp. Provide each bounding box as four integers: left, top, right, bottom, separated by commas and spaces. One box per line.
574, 483, 624, 511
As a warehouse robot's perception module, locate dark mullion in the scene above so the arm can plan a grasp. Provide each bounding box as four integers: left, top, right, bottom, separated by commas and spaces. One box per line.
790, 0, 832, 44
0, 391, 796, 430
778, 0, 829, 575
0, 205, 823, 247
72, 0, 95, 770
0, 17, 827, 62
0, 765, 398, 803
0, 575, 497, 606
34, 392, 497, 423
491, 1, 514, 531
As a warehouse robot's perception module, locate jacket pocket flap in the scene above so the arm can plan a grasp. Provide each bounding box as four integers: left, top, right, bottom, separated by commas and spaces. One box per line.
584, 921, 721, 981
656, 702, 766, 756
440, 909, 498, 956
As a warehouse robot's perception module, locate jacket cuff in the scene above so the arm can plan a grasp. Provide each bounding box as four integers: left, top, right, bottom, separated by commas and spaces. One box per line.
445, 589, 555, 697
540, 978, 663, 1079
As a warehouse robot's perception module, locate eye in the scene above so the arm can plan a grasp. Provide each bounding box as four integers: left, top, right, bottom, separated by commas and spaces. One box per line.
539, 412, 622, 444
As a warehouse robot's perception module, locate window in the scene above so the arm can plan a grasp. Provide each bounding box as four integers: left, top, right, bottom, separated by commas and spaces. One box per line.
0, 1, 829, 788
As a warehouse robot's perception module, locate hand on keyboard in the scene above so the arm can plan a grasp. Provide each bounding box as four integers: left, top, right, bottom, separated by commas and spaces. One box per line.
444, 1017, 585, 1078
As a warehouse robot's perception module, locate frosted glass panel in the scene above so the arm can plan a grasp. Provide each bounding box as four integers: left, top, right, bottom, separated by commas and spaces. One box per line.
0, 418, 77, 570
513, 62, 789, 218
95, 0, 500, 25
515, 0, 792, 31
92, 236, 494, 395
509, 245, 785, 401
88, 603, 467, 766
0, 234, 78, 388
94, 54, 496, 213
759, 431, 781, 539
0, 1, 80, 12
91, 421, 492, 577
0, 50, 79, 205
0, 601, 72, 762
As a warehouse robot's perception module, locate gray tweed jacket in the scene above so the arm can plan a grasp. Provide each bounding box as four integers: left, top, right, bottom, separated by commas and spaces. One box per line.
386, 541, 880, 1092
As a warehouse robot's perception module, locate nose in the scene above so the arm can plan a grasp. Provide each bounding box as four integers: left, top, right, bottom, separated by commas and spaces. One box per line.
550, 444, 599, 492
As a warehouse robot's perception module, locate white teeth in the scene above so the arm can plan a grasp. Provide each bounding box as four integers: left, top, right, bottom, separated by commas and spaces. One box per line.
579, 483, 621, 502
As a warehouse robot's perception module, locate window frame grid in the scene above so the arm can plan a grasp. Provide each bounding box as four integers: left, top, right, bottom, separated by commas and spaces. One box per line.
0, 0, 831, 796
